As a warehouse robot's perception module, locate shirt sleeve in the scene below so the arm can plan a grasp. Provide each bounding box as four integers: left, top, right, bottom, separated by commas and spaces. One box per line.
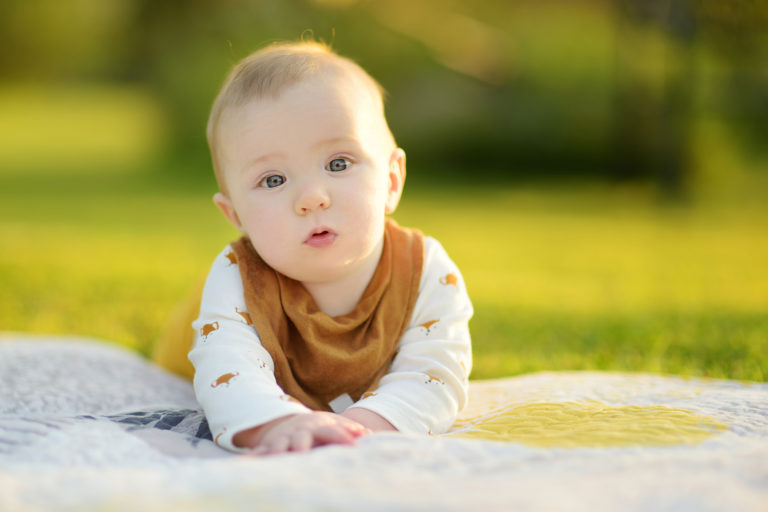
346, 236, 473, 435
188, 246, 310, 453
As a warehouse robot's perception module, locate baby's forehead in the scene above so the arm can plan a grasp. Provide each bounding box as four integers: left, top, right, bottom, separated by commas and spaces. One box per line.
228, 71, 386, 134
260, 63, 383, 109
215, 52, 394, 147
220, 70, 391, 141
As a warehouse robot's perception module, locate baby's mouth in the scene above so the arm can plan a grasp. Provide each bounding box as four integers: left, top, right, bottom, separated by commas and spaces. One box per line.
304, 227, 337, 248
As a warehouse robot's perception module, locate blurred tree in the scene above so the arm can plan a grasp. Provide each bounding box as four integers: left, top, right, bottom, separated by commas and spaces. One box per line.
694, 0, 768, 160
611, 0, 767, 195
0, 0, 137, 80
610, 0, 697, 197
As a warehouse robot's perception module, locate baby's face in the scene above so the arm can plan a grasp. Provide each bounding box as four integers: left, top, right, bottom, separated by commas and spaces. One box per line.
215, 73, 403, 286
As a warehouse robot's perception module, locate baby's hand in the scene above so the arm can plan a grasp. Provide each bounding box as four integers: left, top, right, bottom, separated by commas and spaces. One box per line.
233, 412, 370, 455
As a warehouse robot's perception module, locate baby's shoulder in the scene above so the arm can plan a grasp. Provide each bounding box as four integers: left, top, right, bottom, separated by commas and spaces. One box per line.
418, 236, 464, 291
421, 235, 455, 269
201, 244, 245, 299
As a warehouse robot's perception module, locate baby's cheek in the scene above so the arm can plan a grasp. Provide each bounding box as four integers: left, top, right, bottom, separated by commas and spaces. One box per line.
351, 209, 385, 245
245, 225, 286, 260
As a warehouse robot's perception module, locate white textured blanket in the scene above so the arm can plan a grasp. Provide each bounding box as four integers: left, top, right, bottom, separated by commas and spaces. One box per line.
1, 334, 767, 511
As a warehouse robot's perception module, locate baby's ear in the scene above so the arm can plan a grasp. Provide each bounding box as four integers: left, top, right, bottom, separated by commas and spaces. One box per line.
385, 148, 406, 214
213, 192, 243, 231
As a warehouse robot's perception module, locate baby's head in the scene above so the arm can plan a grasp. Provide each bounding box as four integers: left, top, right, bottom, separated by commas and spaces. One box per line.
207, 41, 406, 287
207, 41, 397, 194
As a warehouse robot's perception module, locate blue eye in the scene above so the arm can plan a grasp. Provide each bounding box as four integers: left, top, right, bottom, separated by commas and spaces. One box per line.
326, 158, 350, 172
261, 174, 285, 188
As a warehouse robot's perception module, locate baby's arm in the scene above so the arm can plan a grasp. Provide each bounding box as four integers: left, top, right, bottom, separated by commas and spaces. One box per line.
343, 236, 473, 435
190, 247, 367, 453
341, 406, 396, 431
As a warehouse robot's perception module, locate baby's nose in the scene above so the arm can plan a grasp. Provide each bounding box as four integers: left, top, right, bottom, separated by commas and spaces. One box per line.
295, 185, 331, 215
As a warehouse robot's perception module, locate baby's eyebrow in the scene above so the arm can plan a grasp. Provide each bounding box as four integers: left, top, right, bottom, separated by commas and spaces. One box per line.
312, 136, 360, 149
244, 150, 286, 170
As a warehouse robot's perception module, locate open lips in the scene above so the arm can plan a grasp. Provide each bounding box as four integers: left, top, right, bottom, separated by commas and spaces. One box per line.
304, 227, 337, 248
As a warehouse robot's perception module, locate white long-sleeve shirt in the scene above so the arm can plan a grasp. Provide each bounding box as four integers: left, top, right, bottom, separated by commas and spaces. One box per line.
189, 235, 473, 452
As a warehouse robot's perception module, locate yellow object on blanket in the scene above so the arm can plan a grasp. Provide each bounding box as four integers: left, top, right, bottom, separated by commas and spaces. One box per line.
447, 401, 727, 448
442, 376, 735, 448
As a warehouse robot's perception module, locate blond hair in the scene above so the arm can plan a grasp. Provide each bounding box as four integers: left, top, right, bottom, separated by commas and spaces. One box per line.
207, 41, 391, 194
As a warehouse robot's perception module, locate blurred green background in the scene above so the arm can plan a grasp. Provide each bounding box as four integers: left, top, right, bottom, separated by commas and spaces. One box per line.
1, 0, 766, 381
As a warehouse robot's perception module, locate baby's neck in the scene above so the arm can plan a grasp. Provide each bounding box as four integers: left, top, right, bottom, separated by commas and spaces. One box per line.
302, 241, 383, 318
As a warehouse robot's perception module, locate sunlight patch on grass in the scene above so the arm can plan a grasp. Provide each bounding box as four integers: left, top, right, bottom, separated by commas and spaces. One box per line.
0, 83, 167, 173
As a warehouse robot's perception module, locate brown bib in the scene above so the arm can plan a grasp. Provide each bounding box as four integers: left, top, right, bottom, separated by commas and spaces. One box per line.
230, 218, 424, 411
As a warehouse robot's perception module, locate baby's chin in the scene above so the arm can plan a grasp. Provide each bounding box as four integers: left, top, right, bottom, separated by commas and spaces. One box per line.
284, 266, 357, 286
264, 258, 341, 283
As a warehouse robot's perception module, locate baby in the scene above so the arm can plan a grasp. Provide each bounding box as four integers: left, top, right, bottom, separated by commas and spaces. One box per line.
190, 40, 473, 455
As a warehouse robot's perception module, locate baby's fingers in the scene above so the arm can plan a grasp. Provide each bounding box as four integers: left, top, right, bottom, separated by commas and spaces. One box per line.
255, 429, 342, 455
334, 416, 371, 438
257, 434, 291, 456
310, 425, 358, 447
290, 429, 313, 453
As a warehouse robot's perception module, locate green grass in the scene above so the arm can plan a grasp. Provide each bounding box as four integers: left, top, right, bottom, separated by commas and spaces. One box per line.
1, 168, 767, 382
